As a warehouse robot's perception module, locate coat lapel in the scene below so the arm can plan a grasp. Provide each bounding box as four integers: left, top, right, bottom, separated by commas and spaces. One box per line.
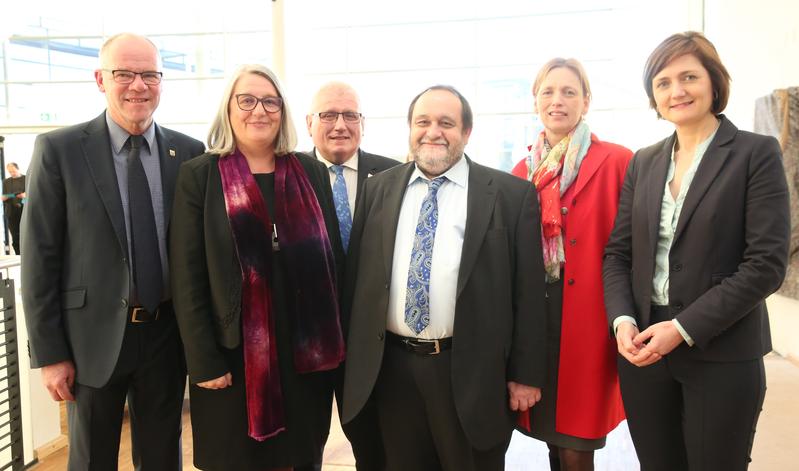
646, 136, 673, 257
457, 158, 496, 297
570, 135, 609, 199
672, 117, 735, 245
81, 112, 128, 256
156, 125, 181, 227
381, 163, 416, 283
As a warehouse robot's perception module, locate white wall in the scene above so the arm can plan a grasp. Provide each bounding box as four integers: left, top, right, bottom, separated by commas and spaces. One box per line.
705, 0, 799, 131
705, 0, 799, 360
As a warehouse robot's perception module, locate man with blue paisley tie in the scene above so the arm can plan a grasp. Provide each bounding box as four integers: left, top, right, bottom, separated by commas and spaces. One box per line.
341, 85, 547, 471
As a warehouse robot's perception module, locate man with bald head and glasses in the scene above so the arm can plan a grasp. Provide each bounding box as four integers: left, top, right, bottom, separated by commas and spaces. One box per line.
298, 82, 399, 471
21, 32, 204, 470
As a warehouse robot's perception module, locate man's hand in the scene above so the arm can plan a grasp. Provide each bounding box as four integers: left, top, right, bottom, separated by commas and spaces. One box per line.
631, 321, 684, 367
197, 373, 233, 389
507, 381, 542, 412
41, 360, 76, 401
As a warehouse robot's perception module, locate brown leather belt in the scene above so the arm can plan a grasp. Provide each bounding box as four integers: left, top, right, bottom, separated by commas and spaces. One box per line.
386, 331, 452, 355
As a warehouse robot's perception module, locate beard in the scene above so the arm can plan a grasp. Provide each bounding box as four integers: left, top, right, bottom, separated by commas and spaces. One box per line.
410, 138, 465, 177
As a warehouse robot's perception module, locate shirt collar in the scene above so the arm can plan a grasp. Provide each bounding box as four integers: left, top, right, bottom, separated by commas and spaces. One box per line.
408, 154, 469, 188
105, 111, 156, 154
315, 148, 359, 172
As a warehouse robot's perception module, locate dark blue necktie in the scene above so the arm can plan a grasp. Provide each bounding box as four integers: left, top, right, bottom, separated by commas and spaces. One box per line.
127, 135, 162, 313
404, 176, 447, 334
331, 165, 352, 252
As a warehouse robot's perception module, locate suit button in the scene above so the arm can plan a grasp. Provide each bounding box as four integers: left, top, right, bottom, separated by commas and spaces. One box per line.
672, 264, 682, 272
561, 207, 568, 215
673, 303, 684, 311
122, 257, 128, 264
567, 279, 575, 285
569, 238, 576, 246
121, 298, 129, 308
378, 332, 384, 340
572, 199, 577, 206
385, 284, 389, 290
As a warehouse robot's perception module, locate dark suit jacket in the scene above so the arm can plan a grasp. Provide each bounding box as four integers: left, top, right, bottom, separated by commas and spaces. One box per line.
301, 147, 400, 332
341, 157, 547, 450
169, 152, 343, 383
21, 111, 204, 387
603, 116, 790, 361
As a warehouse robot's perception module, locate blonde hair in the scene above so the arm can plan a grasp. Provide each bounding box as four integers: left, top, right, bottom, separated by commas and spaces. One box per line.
533, 57, 592, 100
207, 64, 297, 156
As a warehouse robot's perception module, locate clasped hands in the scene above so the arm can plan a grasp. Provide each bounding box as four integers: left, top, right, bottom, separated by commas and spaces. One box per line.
616, 320, 684, 367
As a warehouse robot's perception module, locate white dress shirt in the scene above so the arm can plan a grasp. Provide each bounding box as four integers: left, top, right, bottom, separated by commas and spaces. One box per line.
387, 156, 469, 339
316, 149, 358, 218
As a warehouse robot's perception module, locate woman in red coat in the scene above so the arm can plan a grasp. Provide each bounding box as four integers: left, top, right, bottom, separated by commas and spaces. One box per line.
512, 58, 631, 471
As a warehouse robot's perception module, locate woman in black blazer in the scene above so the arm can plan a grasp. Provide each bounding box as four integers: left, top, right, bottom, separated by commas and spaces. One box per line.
170, 64, 345, 471
603, 32, 790, 471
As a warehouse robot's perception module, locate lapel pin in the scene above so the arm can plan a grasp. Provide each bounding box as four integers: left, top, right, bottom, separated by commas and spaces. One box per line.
169, 148, 176, 157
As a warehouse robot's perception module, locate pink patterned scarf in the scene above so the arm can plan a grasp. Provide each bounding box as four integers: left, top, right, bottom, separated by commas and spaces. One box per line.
218, 150, 344, 441
513, 120, 590, 281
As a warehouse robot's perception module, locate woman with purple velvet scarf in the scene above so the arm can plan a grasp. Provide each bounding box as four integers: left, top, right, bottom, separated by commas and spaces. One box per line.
170, 64, 346, 471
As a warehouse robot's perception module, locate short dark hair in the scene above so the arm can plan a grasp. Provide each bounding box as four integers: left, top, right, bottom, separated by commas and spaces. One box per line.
643, 31, 730, 117
6, 163, 19, 170
406, 85, 473, 132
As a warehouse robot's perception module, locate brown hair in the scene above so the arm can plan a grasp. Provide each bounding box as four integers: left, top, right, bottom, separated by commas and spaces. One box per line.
643, 31, 730, 116
533, 58, 592, 100
407, 85, 473, 133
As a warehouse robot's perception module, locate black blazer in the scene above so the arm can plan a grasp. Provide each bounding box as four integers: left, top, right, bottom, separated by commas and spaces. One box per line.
21, 112, 204, 387
169, 151, 343, 383
341, 157, 546, 450
603, 116, 790, 361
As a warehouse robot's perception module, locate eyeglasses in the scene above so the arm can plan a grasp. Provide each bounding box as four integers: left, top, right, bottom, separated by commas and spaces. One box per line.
103, 69, 163, 85
313, 111, 362, 123
235, 94, 283, 113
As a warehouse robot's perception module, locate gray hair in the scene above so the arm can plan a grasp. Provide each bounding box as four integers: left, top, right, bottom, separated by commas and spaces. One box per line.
207, 64, 297, 156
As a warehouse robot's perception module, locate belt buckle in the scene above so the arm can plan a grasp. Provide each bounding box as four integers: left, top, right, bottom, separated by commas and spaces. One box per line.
130, 306, 158, 323
414, 338, 440, 355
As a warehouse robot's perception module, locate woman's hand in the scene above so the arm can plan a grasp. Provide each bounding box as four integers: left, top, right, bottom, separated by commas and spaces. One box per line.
615, 321, 643, 362
197, 372, 233, 389
632, 321, 684, 366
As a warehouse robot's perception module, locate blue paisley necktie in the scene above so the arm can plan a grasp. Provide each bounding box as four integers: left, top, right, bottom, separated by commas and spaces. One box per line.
405, 176, 447, 334
331, 165, 352, 251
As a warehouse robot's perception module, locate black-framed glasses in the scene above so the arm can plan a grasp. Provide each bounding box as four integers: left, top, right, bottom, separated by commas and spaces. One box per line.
102, 69, 163, 85
313, 111, 362, 123
235, 94, 283, 113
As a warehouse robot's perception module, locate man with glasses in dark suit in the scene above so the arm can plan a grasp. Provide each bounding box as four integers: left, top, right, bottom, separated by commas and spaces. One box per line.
299, 81, 399, 471
21, 33, 204, 470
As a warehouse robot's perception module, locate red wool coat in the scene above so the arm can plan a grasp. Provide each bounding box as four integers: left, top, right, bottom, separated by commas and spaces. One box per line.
513, 134, 632, 438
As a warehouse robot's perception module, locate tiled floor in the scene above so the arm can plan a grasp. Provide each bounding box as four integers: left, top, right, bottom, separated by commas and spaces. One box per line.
31, 354, 799, 470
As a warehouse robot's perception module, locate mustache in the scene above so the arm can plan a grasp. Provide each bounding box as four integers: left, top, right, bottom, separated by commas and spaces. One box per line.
419, 138, 448, 146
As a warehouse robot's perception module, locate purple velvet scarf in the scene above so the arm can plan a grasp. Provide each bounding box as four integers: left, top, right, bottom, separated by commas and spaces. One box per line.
218, 150, 344, 441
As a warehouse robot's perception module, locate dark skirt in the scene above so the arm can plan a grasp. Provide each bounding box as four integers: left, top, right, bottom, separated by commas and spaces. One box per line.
520, 279, 606, 451
189, 196, 336, 470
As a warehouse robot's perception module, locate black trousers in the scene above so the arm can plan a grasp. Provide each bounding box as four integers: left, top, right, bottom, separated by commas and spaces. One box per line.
296, 365, 385, 471
618, 308, 766, 471
374, 342, 510, 471
66, 307, 187, 471
5, 205, 22, 254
